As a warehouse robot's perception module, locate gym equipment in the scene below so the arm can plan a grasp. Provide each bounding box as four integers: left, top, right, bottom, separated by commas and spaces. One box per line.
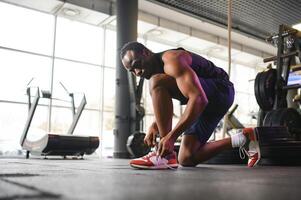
256, 127, 301, 165
263, 108, 301, 137
254, 67, 277, 111
254, 25, 301, 165
264, 25, 301, 109
20, 87, 99, 158
127, 132, 151, 158
255, 25, 301, 122
204, 147, 247, 165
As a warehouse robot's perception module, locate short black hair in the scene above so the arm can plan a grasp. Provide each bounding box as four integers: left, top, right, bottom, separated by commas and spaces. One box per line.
120, 41, 147, 59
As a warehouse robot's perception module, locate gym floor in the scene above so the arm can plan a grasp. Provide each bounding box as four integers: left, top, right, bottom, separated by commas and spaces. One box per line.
1, 158, 301, 200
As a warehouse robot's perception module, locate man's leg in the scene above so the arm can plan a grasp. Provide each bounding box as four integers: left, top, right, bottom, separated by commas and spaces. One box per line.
129, 74, 181, 169
178, 128, 260, 167
178, 135, 232, 166
149, 74, 173, 137
150, 74, 234, 165
149, 74, 185, 138
149, 74, 234, 166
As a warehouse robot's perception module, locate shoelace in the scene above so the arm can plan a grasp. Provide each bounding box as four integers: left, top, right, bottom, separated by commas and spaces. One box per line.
239, 133, 251, 160
155, 155, 177, 170
239, 146, 247, 159
147, 146, 177, 170
152, 148, 177, 170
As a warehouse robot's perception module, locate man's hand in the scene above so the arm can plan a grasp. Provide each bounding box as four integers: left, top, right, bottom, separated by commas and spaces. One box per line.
144, 122, 159, 147
157, 135, 175, 157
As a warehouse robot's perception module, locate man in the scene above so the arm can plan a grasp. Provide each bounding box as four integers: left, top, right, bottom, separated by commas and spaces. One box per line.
120, 41, 260, 169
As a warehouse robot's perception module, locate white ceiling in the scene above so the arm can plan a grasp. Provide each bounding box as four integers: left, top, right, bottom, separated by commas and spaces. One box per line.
2, 0, 63, 13
1, 0, 272, 68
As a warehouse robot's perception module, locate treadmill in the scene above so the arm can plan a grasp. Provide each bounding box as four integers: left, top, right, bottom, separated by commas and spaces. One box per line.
20, 86, 99, 158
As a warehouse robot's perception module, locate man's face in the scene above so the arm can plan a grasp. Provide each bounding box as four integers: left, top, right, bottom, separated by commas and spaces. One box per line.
122, 50, 152, 79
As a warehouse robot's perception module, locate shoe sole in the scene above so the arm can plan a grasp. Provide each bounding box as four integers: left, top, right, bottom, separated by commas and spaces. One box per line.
130, 163, 178, 170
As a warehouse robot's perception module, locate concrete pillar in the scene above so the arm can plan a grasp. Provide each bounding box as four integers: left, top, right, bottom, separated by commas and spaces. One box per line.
114, 0, 138, 158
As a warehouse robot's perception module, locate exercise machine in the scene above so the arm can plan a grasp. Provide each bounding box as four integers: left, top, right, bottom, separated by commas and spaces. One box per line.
254, 24, 301, 165
20, 86, 99, 158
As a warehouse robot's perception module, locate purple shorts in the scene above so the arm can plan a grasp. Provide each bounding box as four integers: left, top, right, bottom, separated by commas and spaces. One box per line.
183, 78, 235, 144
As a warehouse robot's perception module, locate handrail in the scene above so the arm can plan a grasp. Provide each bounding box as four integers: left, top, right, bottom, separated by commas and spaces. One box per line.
20, 88, 40, 146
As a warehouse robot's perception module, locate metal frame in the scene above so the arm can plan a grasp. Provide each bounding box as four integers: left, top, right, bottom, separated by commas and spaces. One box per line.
20, 87, 87, 151
20, 88, 40, 147
263, 25, 301, 110
67, 94, 87, 135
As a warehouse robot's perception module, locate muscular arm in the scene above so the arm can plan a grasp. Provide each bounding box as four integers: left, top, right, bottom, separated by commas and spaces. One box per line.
163, 50, 208, 141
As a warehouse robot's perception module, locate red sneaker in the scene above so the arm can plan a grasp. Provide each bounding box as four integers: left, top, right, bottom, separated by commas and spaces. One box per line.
130, 151, 178, 169
241, 128, 261, 167
247, 152, 260, 167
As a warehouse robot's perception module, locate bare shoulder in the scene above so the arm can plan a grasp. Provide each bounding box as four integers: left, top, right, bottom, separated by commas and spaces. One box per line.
161, 49, 192, 77
162, 49, 191, 63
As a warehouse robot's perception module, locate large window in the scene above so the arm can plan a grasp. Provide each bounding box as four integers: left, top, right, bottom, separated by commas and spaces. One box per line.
231, 64, 258, 126
0, 1, 266, 157
104, 29, 117, 68
0, 2, 106, 157
0, 2, 54, 55
0, 2, 55, 156
55, 17, 104, 65
52, 59, 102, 109
0, 49, 52, 102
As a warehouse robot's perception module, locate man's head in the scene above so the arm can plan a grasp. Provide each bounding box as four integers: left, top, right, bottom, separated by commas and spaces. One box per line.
120, 41, 154, 79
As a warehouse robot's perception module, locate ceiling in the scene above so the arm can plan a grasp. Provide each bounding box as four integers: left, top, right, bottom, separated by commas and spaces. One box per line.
0, 0, 276, 68
148, 0, 301, 41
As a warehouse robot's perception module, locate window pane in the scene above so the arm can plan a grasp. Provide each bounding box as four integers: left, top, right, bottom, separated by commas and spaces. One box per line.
55, 17, 104, 65
234, 92, 258, 126
0, 49, 52, 102
103, 67, 115, 112
231, 64, 256, 93
144, 114, 155, 133
0, 103, 26, 154
143, 80, 153, 115
101, 111, 114, 157
104, 29, 116, 67
0, 102, 48, 156
51, 107, 100, 137
52, 59, 102, 110
50, 107, 72, 134
0, 2, 54, 55
146, 40, 175, 52
209, 57, 228, 72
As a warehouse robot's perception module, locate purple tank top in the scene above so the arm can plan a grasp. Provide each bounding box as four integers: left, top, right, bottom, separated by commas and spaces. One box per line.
154, 47, 229, 80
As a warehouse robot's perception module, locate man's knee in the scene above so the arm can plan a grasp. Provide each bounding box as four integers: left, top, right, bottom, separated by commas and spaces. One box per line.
178, 153, 198, 167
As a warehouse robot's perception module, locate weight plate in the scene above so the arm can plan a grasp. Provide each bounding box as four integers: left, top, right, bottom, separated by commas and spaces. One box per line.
271, 108, 301, 134
269, 109, 283, 127
258, 70, 268, 108
127, 132, 151, 158
255, 72, 264, 109
254, 69, 277, 111
262, 69, 277, 110
263, 110, 277, 127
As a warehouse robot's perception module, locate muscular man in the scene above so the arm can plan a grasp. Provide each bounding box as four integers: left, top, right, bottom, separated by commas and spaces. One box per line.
120, 41, 260, 169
